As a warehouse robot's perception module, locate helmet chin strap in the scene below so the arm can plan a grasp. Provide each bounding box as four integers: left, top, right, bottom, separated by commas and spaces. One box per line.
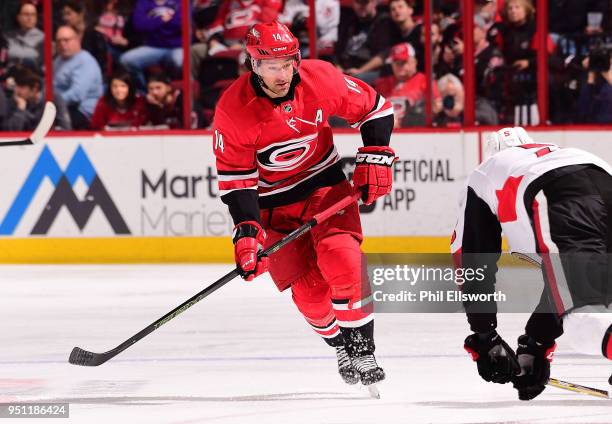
251, 58, 272, 91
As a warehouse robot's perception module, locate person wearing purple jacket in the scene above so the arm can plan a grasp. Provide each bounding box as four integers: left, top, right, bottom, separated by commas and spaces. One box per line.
119, 0, 184, 91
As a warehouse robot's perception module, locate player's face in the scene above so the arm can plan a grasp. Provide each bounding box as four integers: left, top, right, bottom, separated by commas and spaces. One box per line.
256, 58, 295, 98
392, 57, 417, 81
110, 79, 130, 103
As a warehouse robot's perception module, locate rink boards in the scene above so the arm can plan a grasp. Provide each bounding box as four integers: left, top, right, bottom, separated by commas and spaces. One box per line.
0, 129, 609, 263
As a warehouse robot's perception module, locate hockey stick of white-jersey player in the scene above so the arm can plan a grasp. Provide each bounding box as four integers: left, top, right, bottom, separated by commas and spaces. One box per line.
511, 252, 611, 399
0, 102, 56, 146
69, 191, 363, 367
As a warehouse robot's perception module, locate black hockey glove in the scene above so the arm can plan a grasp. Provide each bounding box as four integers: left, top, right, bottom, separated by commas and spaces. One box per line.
512, 334, 556, 401
464, 330, 520, 384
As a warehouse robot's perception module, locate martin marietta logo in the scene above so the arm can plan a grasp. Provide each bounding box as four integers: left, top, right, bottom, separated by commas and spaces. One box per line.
0, 145, 130, 235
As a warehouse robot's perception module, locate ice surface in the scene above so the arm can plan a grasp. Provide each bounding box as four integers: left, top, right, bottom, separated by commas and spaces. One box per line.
1, 265, 610, 424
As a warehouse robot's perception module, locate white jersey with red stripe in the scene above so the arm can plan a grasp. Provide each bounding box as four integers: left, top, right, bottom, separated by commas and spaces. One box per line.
451, 143, 612, 255
213, 59, 393, 209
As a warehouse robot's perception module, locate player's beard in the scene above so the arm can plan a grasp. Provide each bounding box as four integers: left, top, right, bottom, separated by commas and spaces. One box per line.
272, 80, 290, 95
261, 77, 292, 98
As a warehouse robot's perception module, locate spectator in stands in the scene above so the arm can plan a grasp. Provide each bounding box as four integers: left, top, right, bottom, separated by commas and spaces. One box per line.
5, 2, 43, 71
278, 0, 340, 59
145, 71, 184, 128
5, 67, 72, 131
335, 0, 393, 85
91, 69, 148, 130
417, 21, 442, 73
434, 1, 459, 32
476, 0, 498, 27
435, 14, 503, 124
476, 0, 502, 44
496, 0, 550, 125
473, 16, 504, 93
192, 0, 282, 92
436, 27, 463, 78
120, 0, 184, 92
497, 0, 537, 71
53, 25, 103, 129
374, 42, 441, 127
389, 0, 419, 46
95, 0, 130, 63
345, 0, 421, 79
62, 0, 109, 77
473, 15, 503, 125
577, 53, 612, 123
193, 0, 221, 31
205, 0, 282, 55
549, 0, 609, 48
190, 0, 221, 79
435, 73, 464, 127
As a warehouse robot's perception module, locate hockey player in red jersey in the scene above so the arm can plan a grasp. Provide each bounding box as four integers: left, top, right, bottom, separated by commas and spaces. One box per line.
212, 21, 395, 387
452, 127, 612, 400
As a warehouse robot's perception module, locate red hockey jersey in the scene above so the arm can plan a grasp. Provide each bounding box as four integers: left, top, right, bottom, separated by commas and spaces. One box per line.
213, 59, 393, 210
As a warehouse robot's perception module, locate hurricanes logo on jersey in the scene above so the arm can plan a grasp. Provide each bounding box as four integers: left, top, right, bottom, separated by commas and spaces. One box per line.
257, 134, 318, 171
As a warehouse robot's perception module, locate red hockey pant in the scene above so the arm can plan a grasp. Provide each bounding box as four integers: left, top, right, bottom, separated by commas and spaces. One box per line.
260, 181, 373, 342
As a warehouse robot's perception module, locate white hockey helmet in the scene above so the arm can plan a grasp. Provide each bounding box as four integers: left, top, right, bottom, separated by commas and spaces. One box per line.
484, 127, 534, 159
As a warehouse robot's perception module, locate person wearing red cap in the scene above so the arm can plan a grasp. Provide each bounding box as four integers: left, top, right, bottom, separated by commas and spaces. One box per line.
212, 21, 395, 388
374, 42, 441, 127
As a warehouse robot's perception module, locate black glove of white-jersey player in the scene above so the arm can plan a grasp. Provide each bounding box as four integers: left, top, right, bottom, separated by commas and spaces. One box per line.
512, 334, 556, 400
464, 330, 520, 384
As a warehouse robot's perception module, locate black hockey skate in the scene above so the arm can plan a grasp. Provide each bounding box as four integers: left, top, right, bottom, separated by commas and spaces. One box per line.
352, 354, 385, 386
335, 346, 360, 385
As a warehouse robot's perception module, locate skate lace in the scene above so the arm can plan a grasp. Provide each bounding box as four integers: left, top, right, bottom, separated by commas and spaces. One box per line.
335, 346, 353, 369
352, 354, 378, 373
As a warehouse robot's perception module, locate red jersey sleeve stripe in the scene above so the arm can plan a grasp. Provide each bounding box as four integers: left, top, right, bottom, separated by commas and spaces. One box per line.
350, 96, 394, 128
219, 177, 258, 192
218, 170, 259, 181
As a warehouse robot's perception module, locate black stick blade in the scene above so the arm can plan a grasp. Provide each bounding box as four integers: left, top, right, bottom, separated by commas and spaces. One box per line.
69, 347, 107, 366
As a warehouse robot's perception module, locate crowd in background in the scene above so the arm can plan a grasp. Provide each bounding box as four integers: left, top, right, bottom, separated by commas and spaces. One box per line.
0, 0, 610, 131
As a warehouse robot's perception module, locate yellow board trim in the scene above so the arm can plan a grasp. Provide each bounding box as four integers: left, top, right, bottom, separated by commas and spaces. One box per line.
0, 236, 455, 263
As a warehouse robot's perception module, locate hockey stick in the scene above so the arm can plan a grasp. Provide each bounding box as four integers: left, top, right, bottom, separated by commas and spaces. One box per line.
510, 251, 541, 268
548, 378, 610, 399
0, 102, 56, 146
511, 252, 611, 399
69, 191, 362, 366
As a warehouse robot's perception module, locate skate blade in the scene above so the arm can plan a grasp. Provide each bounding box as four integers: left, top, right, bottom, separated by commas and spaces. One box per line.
366, 384, 380, 399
